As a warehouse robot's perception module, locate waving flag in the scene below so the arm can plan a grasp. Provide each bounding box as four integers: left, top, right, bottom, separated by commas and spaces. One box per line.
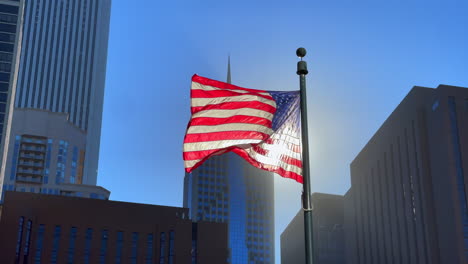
183, 75, 303, 183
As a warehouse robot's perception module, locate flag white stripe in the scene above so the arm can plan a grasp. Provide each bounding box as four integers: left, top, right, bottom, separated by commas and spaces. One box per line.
187, 123, 273, 135
192, 108, 274, 120
245, 148, 302, 175
191, 95, 276, 108
184, 140, 262, 152
259, 143, 302, 160
192, 82, 271, 96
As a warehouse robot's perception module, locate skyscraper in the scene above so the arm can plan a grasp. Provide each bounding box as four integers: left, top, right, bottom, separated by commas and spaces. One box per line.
345, 84, 468, 264
0, 0, 111, 200
183, 60, 275, 264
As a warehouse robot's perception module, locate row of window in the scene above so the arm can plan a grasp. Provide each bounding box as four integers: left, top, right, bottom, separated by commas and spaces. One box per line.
15, 220, 176, 264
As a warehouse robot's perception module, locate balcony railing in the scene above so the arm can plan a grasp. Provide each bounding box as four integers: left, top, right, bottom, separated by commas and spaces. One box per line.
19, 153, 44, 160
17, 169, 43, 175
18, 161, 44, 167
16, 176, 42, 184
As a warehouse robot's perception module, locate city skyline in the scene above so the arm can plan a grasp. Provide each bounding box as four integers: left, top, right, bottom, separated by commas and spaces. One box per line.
40, 1, 468, 263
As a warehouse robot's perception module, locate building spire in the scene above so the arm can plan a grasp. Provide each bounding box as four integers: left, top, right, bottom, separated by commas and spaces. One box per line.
227, 55, 231, 84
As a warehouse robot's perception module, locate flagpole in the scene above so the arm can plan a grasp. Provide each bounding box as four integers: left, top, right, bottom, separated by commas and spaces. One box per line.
296, 47, 314, 264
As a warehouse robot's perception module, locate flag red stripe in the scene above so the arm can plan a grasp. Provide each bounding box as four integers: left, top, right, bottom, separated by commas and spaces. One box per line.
184, 131, 270, 143
189, 116, 272, 127
191, 101, 276, 114
192, 74, 268, 93
191, 89, 274, 101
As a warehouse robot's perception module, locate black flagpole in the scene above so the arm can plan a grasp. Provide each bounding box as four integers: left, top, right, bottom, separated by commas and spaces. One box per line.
297, 47, 314, 264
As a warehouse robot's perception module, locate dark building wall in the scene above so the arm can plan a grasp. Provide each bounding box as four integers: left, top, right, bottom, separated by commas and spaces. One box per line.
346, 85, 468, 264
0, 191, 228, 264
281, 193, 345, 264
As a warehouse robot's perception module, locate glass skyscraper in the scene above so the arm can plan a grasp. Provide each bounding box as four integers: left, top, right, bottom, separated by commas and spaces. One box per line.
0, 0, 111, 201
183, 65, 275, 264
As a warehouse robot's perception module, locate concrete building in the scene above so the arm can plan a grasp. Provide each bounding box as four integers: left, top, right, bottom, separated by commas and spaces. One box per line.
184, 62, 275, 264
281, 193, 345, 264
0, 191, 228, 264
0, 0, 111, 200
345, 85, 468, 264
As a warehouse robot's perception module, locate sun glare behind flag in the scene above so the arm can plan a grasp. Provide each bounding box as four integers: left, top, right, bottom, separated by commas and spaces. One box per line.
183, 74, 303, 183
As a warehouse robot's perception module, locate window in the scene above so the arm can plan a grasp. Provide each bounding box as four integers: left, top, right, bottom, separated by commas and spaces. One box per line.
115, 231, 123, 264
70, 147, 78, 183
15, 216, 24, 262
146, 233, 154, 264
168, 231, 175, 264
55, 140, 68, 184
67, 227, 77, 264
99, 230, 108, 264
159, 232, 166, 264
51, 226, 61, 264
23, 220, 32, 259
34, 224, 45, 264
131, 232, 139, 264
83, 228, 93, 264
44, 139, 52, 184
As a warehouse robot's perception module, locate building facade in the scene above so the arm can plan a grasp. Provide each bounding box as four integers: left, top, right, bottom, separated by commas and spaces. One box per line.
345, 85, 468, 264
184, 153, 275, 264
0, 191, 228, 264
0, 0, 111, 201
281, 193, 345, 264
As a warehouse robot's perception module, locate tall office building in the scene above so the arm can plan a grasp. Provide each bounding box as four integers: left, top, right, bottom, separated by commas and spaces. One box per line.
345, 84, 468, 264
183, 62, 275, 264
281, 193, 345, 264
0, 0, 111, 200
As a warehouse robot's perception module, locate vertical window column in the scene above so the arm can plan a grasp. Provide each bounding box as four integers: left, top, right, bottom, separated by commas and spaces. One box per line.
83, 228, 93, 264
146, 233, 154, 264
115, 231, 123, 264
44, 139, 52, 184
50, 226, 61, 264
67, 227, 77, 264
23, 220, 33, 261
168, 231, 175, 264
131, 232, 139, 264
34, 224, 45, 264
15, 216, 24, 264
159, 232, 166, 264
55, 140, 68, 184
99, 229, 108, 264
70, 146, 78, 183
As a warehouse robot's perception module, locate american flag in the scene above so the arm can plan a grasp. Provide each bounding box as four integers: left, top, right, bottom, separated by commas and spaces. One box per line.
183, 75, 303, 183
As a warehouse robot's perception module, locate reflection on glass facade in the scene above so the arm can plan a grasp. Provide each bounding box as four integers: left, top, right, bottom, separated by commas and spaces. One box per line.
448, 97, 468, 260
0, 3, 18, 144
184, 153, 274, 264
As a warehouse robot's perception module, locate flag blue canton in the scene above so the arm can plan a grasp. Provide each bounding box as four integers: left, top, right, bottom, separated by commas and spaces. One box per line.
268, 91, 301, 135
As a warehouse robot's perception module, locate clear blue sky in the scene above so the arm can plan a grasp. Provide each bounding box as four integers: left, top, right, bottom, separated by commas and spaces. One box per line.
98, 1, 468, 263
